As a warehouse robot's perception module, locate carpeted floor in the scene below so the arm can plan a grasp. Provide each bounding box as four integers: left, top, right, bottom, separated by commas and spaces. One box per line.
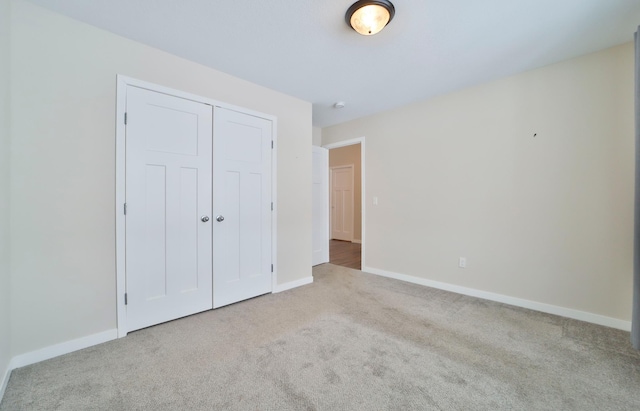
2, 264, 640, 410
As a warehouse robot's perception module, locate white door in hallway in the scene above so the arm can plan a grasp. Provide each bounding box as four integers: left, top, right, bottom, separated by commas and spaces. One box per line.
331, 165, 354, 242
125, 86, 213, 332
213, 107, 273, 308
312, 146, 329, 266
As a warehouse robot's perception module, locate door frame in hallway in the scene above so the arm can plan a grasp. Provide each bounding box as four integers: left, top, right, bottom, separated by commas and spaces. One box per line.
323, 137, 366, 269
115, 75, 279, 338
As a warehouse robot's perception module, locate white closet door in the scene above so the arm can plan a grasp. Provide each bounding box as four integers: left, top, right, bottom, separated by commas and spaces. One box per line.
213, 107, 272, 308
125, 86, 213, 332
312, 146, 329, 266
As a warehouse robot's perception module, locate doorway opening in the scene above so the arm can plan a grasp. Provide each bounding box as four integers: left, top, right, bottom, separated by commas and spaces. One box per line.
325, 140, 363, 270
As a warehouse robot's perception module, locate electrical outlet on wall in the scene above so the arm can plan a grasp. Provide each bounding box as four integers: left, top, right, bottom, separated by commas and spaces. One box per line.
459, 257, 467, 268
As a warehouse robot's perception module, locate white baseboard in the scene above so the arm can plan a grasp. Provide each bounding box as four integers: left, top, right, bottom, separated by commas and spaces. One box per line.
362, 266, 631, 331
9, 329, 118, 371
0, 360, 10, 404
1, 329, 117, 403
352, 239, 362, 244
273, 276, 313, 293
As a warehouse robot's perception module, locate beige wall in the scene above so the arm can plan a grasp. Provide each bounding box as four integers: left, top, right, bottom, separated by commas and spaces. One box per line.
0, 0, 12, 382
329, 144, 362, 242
323, 43, 634, 322
9, 0, 312, 356
312, 126, 322, 146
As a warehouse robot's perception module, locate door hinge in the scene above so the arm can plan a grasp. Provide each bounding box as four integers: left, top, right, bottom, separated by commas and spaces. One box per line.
124, 112, 128, 125
271, 264, 274, 273
271, 202, 273, 211
271, 140, 274, 149
124, 203, 127, 215
124, 293, 128, 305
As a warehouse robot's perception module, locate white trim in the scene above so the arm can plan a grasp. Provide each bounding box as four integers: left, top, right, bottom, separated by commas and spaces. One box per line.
271, 118, 279, 292
116, 75, 278, 338
116, 76, 275, 121
323, 138, 363, 150
9, 329, 118, 370
362, 266, 631, 331
115, 77, 127, 338
323, 138, 366, 268
352, 239, 362, 244
0, 362, 10, 403
272, 276, 314, 293
1, 329, 118, 402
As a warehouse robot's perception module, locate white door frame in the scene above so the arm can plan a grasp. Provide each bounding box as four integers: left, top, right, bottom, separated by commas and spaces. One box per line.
323, 137, 366, 268
115, 75, 278, 338
330, 165, 355, 242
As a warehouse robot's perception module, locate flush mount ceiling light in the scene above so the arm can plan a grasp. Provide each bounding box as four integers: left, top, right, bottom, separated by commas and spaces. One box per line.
346, 0, 395, 36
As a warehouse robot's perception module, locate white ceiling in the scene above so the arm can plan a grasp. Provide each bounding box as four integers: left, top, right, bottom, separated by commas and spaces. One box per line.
26, 0, 640, 127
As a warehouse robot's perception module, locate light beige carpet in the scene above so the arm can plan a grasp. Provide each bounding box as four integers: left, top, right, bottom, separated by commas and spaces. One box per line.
2, 263, 640, 410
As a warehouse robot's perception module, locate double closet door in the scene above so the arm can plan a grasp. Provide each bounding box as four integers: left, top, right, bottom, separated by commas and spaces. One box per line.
124, 86, 272, 332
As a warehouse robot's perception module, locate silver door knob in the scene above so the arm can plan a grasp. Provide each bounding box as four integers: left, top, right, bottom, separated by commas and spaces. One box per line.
216, 215, 225, 222
201, 216, 210, 222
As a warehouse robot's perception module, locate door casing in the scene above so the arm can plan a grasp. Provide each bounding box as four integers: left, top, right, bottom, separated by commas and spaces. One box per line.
115, 75, 278, 338
324, 138, 366, 268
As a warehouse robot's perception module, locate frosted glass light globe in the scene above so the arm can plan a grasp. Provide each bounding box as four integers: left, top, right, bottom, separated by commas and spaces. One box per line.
349, 4, 390, 35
